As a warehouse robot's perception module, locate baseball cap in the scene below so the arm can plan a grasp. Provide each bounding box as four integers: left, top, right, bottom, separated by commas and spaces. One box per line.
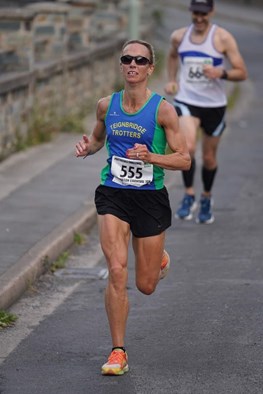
189, 0, 214, 13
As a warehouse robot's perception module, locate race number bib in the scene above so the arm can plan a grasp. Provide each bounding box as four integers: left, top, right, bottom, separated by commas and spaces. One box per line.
184, 56, 213, 84
111, 155, 153, 187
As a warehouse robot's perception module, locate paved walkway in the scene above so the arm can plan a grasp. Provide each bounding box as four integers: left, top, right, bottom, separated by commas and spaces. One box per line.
0, 0, 262, 310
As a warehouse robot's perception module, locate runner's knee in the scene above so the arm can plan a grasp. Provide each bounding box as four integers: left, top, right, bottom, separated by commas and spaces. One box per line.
203, 153, 216, 169
136, 277, 157, 295
108, 265, 127, 290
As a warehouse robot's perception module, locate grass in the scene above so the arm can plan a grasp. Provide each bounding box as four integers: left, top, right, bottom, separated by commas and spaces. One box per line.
154, 49, 165, 78
14, 97, 95, 154
50, 251, 69, 273
152, 8, 163, 26
74, 232, 86, 245
227, 83, 240, 110
0, 310, 18, 329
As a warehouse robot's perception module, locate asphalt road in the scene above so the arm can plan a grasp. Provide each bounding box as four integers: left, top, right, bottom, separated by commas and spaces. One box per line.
0, 3, 263, 394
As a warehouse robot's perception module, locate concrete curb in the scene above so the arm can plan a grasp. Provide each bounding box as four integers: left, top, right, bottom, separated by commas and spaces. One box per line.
0, 202, 97, 310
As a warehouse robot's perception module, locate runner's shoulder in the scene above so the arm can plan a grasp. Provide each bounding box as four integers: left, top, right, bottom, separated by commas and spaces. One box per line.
97, 95, 111, 118
158, 99, 178, 124
214, 26, 236, 51
170, 26, 188, 46
215, 25, 230, 35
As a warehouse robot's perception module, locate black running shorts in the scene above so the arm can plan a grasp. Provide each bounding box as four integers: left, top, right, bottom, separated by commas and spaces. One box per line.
95, 185, 172, 238
174, 100, 227, 137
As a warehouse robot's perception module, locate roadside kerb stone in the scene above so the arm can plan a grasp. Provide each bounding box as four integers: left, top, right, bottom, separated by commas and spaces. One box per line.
0, 202, 97, 310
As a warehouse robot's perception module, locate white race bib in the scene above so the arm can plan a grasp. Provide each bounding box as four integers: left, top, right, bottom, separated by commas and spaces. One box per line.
111, 155, 153, 187
184, 56, 213, 85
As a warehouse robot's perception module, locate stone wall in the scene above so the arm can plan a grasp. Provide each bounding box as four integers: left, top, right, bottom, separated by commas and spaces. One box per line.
0, 0, 154, 161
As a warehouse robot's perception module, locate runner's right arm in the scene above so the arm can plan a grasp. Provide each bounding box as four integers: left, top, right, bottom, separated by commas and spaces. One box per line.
164, 28, 186, 95
75, 96, 110, 158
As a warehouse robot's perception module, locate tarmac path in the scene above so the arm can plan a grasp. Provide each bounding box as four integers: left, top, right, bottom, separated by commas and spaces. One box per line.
0, 1, 263, 393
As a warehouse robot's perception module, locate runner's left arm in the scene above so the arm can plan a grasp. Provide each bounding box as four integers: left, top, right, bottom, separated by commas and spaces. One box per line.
126, 100, 191, 171
203, 28, 247, 81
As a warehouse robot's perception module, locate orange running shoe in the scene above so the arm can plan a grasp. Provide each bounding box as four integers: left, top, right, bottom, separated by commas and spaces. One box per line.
159, 250, 170, 280
101, 349, 129, 375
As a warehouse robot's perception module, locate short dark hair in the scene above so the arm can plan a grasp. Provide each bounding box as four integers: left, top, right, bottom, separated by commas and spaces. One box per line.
122, 40, 155, 65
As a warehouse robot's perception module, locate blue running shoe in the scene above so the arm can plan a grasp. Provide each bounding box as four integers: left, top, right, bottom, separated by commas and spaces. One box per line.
175, 194, 197, 220
196, 195, 215, 224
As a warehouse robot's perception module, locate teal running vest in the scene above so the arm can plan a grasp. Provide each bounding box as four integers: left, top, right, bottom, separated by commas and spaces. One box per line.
101, 91, 166, 190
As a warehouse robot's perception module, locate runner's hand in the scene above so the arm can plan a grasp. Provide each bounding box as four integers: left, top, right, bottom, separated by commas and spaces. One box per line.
75, 134, 90, 157
203, 65, 223, 80
126, 143, 151, 162
164, 81, 178, 95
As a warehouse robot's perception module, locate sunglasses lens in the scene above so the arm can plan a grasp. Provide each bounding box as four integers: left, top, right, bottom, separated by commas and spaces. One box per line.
120, 55, 132, 65
135, 56, 149, 65
120, 55, 150, 66
121, 55, 134, 64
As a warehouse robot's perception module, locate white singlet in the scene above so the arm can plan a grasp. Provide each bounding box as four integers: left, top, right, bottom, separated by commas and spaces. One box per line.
176, 24, 227, 108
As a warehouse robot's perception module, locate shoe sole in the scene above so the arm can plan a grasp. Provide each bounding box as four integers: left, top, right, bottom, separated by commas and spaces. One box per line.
101, 365, 129, 376
196, 215, 215, 224
159, 250, 170, 280
175, 201, 198, 221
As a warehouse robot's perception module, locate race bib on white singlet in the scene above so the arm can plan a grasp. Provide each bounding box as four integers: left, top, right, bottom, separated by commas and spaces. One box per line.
111, 155, 153, 187
184, 56, 213, 85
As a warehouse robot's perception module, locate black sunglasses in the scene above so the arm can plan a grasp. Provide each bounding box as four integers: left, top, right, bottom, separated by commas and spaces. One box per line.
120, 55, 150, 66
